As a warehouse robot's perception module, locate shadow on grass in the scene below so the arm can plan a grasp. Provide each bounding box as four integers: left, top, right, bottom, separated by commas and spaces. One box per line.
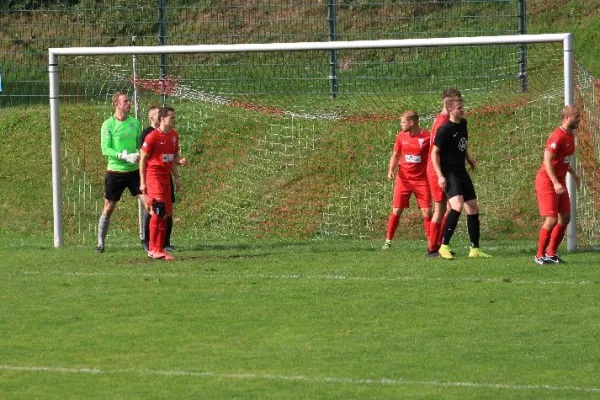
185, 239, 379, 254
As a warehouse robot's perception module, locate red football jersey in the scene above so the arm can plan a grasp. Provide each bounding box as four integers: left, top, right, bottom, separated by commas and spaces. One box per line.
142, 128, 180, 178
537, 127, 575, 181
426, 114, 449, 170
393, 129, 431, 180
429, 114, 449, 152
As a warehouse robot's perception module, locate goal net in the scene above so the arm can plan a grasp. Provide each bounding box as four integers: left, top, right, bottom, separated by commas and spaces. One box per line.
49, 35, 599, 249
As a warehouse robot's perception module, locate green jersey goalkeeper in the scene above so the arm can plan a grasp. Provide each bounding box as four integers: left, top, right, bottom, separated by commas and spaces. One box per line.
96, 92, 146, 253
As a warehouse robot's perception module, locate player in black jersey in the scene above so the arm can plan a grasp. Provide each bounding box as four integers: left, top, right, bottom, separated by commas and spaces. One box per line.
430, 98, 492, 260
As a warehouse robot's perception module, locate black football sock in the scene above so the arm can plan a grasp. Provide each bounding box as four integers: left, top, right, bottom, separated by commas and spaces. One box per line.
467, 213, 481, 248
143, 211, 151, 246
441, 209, 461, 246
165, 215, 173, 247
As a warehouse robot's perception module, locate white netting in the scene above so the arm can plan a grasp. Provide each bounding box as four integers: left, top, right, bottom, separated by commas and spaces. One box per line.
53, 40, 599, 247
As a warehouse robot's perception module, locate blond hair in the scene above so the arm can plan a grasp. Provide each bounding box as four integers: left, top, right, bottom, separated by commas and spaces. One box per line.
401, 110, 419, 123
561, 105, 580, 119
147, 105, 160, 116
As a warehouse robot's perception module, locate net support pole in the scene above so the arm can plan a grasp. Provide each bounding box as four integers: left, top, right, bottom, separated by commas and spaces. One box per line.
132, 36, 140, 120
49, 53, 63, 248
132, 35, 145, 242
158, 0, 168, 105
564, 33, 577, 252
518, 0, 528, 92
328, 0, 338, 98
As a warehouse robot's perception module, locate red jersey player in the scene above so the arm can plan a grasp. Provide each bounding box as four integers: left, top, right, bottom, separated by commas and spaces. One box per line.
534, 105, 581, 265
382, 110, 431, 250
426, 88, 463, 256
140, 107, 187, 260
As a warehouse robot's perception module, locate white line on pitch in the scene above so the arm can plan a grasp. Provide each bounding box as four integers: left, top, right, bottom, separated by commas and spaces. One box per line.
1, 364, 599, 394
8, 270, 598, 286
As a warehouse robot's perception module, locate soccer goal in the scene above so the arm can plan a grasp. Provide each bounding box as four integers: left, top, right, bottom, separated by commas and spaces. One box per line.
48, 33, 599, 250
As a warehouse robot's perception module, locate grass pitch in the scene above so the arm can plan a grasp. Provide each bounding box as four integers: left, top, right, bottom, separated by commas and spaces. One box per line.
1, 235, 599, 399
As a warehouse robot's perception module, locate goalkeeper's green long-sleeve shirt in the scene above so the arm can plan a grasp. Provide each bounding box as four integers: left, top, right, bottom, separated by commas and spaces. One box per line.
100, 115, 142, 172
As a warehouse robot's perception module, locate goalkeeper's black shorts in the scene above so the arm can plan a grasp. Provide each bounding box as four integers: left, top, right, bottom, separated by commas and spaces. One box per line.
104, 170, 142, 201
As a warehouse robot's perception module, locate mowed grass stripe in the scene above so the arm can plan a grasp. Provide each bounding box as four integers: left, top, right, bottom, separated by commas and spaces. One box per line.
2, 364, 600, 394
4, 269, 600, 286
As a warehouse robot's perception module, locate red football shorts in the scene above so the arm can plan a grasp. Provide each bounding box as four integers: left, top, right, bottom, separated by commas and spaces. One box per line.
427, 165, 445, 203
146, 176, 173, 215
393, 178, 431, 209
535, 174, 570, 216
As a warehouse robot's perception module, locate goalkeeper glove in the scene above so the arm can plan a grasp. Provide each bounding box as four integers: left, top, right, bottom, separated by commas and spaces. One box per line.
118, 150, 140, 164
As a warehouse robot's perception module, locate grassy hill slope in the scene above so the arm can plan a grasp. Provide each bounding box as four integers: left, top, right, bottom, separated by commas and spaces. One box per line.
527, 0, 600, 74
0, 0, 598, 246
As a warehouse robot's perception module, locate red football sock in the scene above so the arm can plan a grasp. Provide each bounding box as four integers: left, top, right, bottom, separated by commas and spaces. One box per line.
428, 222, 441, 251
156, 218, 167, 253
149, 215, 160, 252
547, 223, 567, 256
437, 214, 448, 247
423, 216, 431, 242
386, 213, 400, 240
536, 227, 552, 258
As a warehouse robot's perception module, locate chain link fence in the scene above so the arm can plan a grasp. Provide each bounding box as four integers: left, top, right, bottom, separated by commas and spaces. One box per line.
0, 0, 524, 104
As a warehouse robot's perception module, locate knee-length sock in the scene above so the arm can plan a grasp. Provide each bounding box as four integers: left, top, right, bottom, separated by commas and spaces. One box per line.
98, 214, 110, 246
441, 209, 461, 246
386, 213, 400, 241
423, 216, 431, 243
165, 215, 173, 246
467, 213, 481, 248
536, 227, 552, 258
547, 223, 567, 256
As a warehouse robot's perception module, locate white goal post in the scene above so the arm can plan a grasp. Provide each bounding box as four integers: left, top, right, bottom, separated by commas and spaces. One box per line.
48, 33, 576, 249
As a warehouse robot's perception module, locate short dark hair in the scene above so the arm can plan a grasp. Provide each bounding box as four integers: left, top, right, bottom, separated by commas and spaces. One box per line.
445, 98, 463, 110
158, 106, 175, 121
441, 87, 462, 100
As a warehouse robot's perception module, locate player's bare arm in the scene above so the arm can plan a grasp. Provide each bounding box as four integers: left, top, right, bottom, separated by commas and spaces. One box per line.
431, 145, 446, 190
466, 149, 476, 170
542, 150, 565, 194
174, 154, 187, 167
387, 151, 400, 180
172, 165, 182, 191
173, 154, 188, 192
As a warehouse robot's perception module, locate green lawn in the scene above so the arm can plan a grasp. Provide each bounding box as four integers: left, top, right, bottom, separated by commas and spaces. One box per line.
1, 235, 599, 398
1, 2, 599, 397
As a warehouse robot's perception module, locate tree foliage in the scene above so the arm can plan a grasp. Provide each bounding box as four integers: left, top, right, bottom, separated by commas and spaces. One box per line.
1, 0, 78, 10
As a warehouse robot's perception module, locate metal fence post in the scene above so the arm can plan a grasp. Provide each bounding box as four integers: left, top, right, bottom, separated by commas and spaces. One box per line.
518, 0, 528, 92
328, 0, 338, 98
158, 0, 168, 105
